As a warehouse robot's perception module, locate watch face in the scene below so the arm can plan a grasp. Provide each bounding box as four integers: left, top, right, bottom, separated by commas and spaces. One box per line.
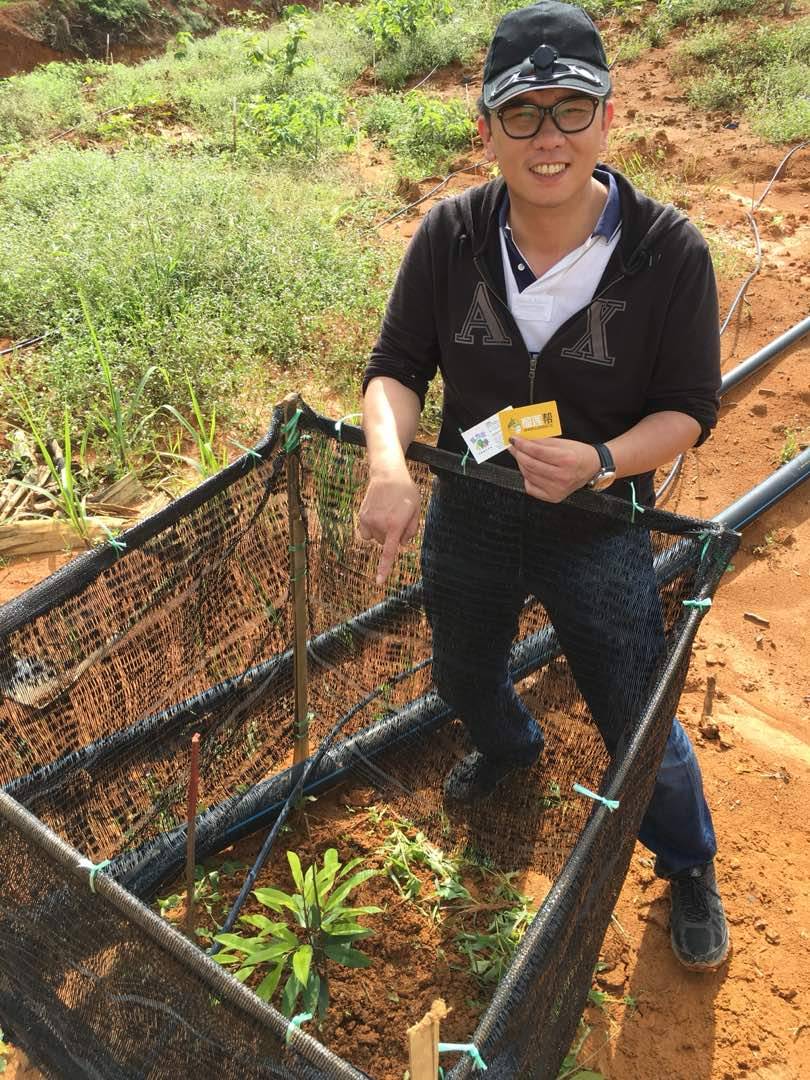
590, 470, 615, 491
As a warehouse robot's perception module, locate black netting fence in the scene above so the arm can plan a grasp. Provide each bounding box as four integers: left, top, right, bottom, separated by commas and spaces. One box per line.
0, 399, 738, 1079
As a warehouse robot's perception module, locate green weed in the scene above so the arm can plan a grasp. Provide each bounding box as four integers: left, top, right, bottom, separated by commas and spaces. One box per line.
777, 427, 799, 465
362, 90, 474, 177
5, 392, 91, 541
76, 0, 150, 28
0, 147, 393, 475
161, 380, 230, 478
212, 848, 381, 1018
452, 872, 535, 984
676, 17, 810, 141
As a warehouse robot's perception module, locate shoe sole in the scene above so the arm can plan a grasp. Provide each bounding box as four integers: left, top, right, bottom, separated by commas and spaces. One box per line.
673, 937, 732, 973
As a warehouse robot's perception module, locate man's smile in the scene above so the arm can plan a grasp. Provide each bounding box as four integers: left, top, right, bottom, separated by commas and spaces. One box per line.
529, 162, 568, 175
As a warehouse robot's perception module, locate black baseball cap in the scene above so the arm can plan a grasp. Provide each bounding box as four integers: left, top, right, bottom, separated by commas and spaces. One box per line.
482, 1, 611, 109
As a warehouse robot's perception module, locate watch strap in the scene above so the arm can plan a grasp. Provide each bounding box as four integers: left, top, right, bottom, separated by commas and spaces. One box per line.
592, 442, 615, 474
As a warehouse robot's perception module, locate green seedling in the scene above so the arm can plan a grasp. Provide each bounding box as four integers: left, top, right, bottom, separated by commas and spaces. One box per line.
7, 392, 91, 541
212, 848, 381, 1019
161, 379, 229, 478
778, 427, 798, 465
156, 861, 247, 937
79, 290, 160, 472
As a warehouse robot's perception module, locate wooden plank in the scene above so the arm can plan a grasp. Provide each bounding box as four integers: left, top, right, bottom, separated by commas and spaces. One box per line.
408, 999, 448, 1080
0, 516, 126, 556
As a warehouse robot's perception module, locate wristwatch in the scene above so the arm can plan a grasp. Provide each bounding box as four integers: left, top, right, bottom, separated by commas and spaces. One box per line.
587, 442, 616, 491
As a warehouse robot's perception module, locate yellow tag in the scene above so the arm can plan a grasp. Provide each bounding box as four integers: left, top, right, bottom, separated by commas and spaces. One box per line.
498, 400, 561, 442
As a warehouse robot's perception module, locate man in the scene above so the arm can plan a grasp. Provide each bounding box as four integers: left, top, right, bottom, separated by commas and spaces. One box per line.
358, 1, 729, 972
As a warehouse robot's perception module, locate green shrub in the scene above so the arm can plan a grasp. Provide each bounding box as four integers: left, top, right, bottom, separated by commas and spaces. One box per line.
0, 62, 91, 145
76, 0, 151, 28
241, 91, 352, 159
687, 69, 746, 110
362, 90, 474, 176
0, 147, 394, 471
356, 0, 453, 54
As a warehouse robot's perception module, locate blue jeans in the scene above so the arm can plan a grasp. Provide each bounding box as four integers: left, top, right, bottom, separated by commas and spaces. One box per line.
421, 475, 716, 876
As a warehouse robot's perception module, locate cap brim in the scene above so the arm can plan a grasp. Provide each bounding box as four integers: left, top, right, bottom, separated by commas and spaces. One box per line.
484, 58, 610, 109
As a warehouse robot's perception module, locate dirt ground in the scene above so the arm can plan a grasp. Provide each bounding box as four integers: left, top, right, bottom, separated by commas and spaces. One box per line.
2, 22, 810, 1080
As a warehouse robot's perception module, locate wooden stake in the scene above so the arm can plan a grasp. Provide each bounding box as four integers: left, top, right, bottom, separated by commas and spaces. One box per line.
185, 732, 201, 938
408, 999, 449, 1080
283, 395, 310, 765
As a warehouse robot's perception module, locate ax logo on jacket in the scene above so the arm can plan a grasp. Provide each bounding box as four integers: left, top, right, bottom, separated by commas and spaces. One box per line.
561, 298, 627, 366
454, 282, 512, 346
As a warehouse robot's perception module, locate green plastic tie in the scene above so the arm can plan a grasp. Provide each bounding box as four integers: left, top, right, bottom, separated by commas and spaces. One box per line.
78, 857, 112, 893
291, 569, 307, 583
285, 1012, 313, 1045
458, 427, 471, 474
683, 598, 712, 609
100, 523, 126, 556
295, 709, 314, 740
288, 542, 307, 553
229, 439, 262, 462
629, 481, 645, 524
439, 1044, 487, 1070
334, 412, 363, 441
696, 530, 711, 562
572, 783, 620, 813
283, 408, 303, 453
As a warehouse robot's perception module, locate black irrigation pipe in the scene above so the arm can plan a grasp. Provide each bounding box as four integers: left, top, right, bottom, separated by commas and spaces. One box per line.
0, 333, 54, 357
2, 584, 422, 804
656, 310, 810, 503
719, 313, 810, 396
713, 444, 810, 532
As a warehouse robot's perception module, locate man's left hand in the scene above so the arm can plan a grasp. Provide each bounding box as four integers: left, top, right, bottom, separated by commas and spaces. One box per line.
508, 436, 602, 503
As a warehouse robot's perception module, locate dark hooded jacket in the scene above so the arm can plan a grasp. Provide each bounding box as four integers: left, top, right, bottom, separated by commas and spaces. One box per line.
363, 165, 721, 504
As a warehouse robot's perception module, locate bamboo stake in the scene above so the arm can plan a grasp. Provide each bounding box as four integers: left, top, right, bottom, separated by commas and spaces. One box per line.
408, 999, 449, 1080
283, 395, 309, 765
185, 732, 201, 938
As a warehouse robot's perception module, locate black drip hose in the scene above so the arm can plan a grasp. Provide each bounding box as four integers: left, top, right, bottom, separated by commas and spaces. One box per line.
656, 141, 809, 504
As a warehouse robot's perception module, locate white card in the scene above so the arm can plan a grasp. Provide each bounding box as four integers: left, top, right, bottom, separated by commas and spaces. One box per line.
461, 407, 512, 464
511, 291, 554, 322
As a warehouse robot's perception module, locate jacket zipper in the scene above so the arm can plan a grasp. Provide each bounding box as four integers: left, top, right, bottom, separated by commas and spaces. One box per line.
473, 254, 628, 403
528, 354, 539, 403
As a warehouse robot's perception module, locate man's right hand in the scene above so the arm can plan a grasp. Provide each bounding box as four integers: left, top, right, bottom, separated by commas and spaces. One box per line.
358, 468, 421, 585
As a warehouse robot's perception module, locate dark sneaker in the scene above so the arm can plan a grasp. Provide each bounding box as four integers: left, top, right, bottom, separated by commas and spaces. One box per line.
668, 862, 730, 972
443, 750, 537, 804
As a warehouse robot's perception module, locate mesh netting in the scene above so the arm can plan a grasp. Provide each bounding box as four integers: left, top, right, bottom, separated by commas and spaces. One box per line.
0, 400, 738, 1079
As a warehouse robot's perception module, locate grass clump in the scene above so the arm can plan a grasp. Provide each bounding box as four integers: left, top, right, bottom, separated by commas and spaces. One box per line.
362, 90, 475, 176
678, 17, 810, 140
76, 0, 151, 29
0, 62, 92, 146
0, 146, 395, 478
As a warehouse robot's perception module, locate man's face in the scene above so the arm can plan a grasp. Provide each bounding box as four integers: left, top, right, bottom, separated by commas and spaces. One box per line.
477, 87, 614, 216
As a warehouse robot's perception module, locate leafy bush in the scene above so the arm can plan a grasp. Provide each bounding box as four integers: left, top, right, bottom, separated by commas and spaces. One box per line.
0, 62, 91, 145
363, 90, 474, 176
356, 0, 453, 54
0, 147, 394, 472
76, 0, 152, 29
241, 91, 351, 159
